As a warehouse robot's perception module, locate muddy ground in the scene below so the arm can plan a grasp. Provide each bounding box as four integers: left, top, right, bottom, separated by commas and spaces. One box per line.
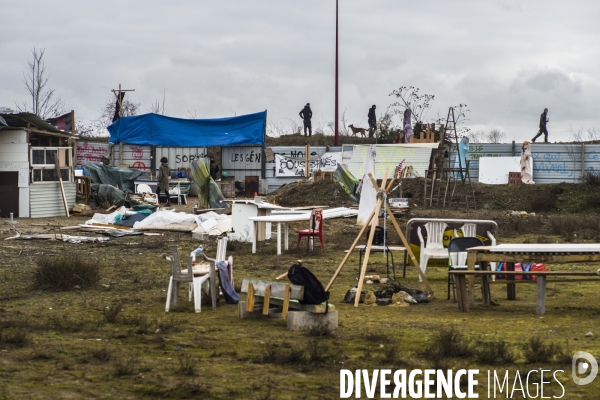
1, 180, 600, 399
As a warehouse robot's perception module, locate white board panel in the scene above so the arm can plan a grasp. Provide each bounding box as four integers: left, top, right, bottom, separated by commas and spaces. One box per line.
347, 145, 433, 179
478, 157, 521, 184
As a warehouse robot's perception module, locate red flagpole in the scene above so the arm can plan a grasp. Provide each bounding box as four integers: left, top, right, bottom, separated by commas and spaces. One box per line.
334, 0, 339, 146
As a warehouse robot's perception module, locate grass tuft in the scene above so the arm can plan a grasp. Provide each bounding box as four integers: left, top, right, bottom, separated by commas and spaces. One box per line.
34, 254, 100, 290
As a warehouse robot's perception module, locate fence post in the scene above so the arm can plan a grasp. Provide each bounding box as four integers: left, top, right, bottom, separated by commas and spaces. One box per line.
581, 143, 585, 178
511, 141, 515, 156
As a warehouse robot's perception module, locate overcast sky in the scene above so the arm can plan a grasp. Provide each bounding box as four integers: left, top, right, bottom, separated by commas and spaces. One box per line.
1, 0, 599, 142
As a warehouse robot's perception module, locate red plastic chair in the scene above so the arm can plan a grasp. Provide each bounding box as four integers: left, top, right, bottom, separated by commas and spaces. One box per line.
296, 208, 324, 253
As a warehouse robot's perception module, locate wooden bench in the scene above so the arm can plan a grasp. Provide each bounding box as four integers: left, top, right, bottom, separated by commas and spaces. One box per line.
449, 270, 600, 314
239, 278, 337, 331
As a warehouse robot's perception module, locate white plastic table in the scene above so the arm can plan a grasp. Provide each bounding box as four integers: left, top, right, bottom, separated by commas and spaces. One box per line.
249, 207, 358, 255
249, 213, 309, 255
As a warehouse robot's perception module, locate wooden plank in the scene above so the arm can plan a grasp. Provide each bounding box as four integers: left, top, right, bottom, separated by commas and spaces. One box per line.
449, 270, 600, 276
489, 279, 600, 284
262, 285, 271, 316
463, 253, 600, 263
507, 262, 516, 300
246, 283, 255, 312
282, 284, 291, 319
536, 276, 546, 315
241, 279, 304, 299
52, 152, 70, 217
253, 296, 335, 313
355, 170, 389, 307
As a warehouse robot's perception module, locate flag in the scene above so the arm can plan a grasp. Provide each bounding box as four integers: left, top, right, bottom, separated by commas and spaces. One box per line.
46, 112, 73, 132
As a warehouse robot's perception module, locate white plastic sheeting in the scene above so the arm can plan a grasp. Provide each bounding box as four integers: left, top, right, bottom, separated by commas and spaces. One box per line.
520, 143, 534, 184
357, 145, 377, 226
133, 211, 198, 231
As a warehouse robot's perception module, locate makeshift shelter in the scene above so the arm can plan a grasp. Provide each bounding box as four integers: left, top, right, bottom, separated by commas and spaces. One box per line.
0, 112, 77, 218
107, 111, 267, 147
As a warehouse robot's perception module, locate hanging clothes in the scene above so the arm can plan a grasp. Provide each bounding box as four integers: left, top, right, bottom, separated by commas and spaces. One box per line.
453, 136, 470, 178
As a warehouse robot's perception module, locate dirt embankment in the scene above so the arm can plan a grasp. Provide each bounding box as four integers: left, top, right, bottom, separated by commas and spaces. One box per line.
266, 180, 357, 208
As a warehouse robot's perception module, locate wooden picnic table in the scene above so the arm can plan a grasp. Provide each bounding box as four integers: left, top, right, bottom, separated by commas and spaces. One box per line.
459, 244, 600, 314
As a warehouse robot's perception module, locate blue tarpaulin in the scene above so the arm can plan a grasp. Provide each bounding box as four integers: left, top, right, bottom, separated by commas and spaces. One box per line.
107, 111, 266, 146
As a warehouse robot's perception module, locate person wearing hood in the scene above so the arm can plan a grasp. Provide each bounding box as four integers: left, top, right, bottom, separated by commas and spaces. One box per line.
299, 103, 312, 137
157, 157, 172, 206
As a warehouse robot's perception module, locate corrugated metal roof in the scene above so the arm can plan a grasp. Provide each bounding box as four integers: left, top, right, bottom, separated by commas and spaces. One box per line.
156, 147, 208, 170
112, 144, 152, 171
30, 182, 76, 218
347, 145, 434, 178
0, 113, 70, 134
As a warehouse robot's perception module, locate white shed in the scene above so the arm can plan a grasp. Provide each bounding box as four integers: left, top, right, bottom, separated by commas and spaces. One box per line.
0, 113, 77, 218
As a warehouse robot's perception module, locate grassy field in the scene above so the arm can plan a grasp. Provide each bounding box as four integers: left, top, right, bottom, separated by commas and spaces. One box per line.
1, 205, 600, 399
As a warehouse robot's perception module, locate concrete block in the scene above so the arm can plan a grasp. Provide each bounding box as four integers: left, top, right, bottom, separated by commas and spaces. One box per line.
192, 232, 209, 241
287, 310, 338, 332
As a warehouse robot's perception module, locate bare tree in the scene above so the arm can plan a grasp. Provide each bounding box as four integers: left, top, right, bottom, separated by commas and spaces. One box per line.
467, 130, 485, 143
149, 89, 166, 114
15, 47, 65, 119
97, 94, 140, 128
486, 129, 506, 143
389, 86, 435, 124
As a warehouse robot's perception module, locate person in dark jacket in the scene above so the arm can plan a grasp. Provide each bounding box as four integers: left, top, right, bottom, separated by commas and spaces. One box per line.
156, 157, 172, 206
368, 105, 377, 138
209, 157, 220, 180
532, 108, 549, 143
299, 103, 312, 136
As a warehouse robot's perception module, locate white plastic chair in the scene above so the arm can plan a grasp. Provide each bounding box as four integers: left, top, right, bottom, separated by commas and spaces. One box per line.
136, 183, 158, 204
165, 246, 217, 313
417, 221, 449, 281
454, 223, 477, 239
187, 237, 231, 306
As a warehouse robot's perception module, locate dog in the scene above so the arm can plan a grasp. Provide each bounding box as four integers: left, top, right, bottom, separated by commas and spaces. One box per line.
348, 124, 368, 137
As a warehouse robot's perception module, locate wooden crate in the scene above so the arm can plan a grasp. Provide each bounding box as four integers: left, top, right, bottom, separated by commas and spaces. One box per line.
313, 171, 334, 182
508, 172, 522, 184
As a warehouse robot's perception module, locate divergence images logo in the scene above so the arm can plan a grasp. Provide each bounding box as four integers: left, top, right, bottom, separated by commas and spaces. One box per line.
572, 351, 598, 386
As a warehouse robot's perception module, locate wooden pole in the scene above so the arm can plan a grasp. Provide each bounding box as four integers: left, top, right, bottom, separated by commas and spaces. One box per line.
354, 169, 389, 307
325, 208, 376, 291
54, 153, 70, 217
305, 144, 310, 178
366, 174, 435, 297
324, 178, 395, 292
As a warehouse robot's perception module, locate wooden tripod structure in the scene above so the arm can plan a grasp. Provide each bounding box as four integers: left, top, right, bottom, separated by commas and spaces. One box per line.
325, 169, 435, 306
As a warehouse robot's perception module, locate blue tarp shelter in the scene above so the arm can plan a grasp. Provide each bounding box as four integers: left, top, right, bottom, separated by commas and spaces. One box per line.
107, 111, 266, 146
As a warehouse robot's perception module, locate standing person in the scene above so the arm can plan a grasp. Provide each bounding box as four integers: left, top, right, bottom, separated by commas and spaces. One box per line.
156, 157, 172, 206
299, 103, 312, 136
368, 105, 377, 138
209, 157, 220, 180
532, 108, 549, 143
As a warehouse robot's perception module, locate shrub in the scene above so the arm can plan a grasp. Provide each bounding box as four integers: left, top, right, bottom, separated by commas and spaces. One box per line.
177, 353, 198, 376
581, 171, 600, 186
529, 189, 557, 213
34, 254, 100, 290
103, 303, 122, 323
523, 337, 556, 364
112, 355, 138, 377
474, 339, 516, 364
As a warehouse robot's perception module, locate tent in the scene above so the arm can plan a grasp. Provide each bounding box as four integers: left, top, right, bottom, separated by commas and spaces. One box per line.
107, 111, 266, 147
